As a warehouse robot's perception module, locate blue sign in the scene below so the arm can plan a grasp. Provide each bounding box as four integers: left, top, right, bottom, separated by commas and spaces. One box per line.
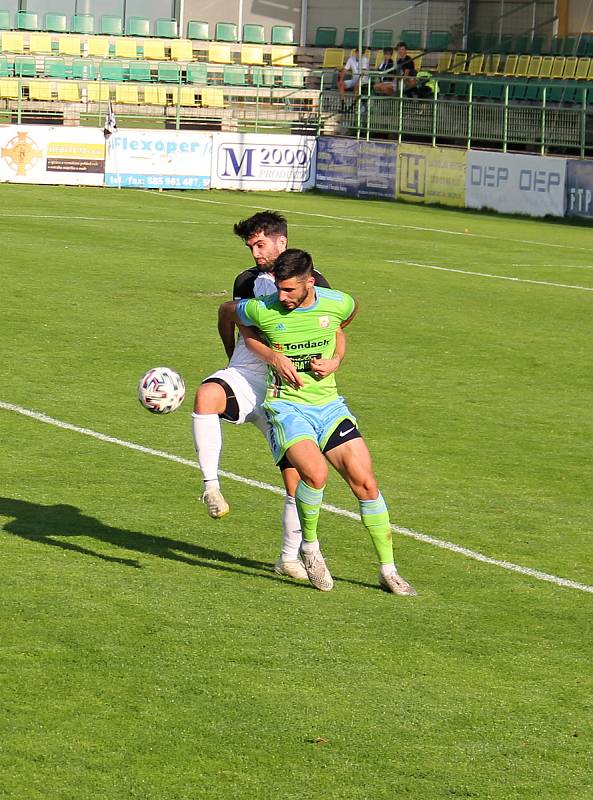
358, 141, 397, 199
566, 160, 593, 219
315, 137, 359, 196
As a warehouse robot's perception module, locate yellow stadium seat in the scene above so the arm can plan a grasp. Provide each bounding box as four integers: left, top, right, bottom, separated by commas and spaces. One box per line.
409, 51, 422, 69
514, 54, 531, 77
143, 39, 166, 60
170, 39, 192, 61
467, 53, 484, 74
551, 56, 565, 78
57, 81, 81, 101
28, 80, 52, 100
484, 53, 500, 75
322, 48, 344, 68
208, 42, 232, 64
115, 38, 139, 59
201, 86, 224, 107
180, 86, 198, 105
563, 56, 578, 79
29, 34, 53, 54
240, 44, 264, 65
527, 55, 542, 77
503, 54, 518, 76
0, 78, 20, 99
115, 83, 139, 103
538, 55, 554, 78
143, 84, 166, 104
86, 82, 110, 101
436, 51, 452, 72
87, 37, 110, 58
450, 52, 467, 74
58, 35, 82, 56
1, 33, 25, 53
575, 57, 591, 79
270, 46, 294, 66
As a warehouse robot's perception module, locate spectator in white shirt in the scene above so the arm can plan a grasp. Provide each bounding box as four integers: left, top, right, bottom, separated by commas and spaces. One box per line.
338, 49, 370, 97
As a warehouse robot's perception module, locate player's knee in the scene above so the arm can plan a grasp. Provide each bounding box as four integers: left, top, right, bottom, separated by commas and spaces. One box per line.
194, 382, 225, 414
302, 461, 328, 489
353, 475, 379, 500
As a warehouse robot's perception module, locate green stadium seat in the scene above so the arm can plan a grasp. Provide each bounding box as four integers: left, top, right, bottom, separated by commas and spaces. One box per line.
499, 34, 513, 54
466, 33, 483, 52
0, 11, 10, 30
400, 30, 421, 49
155, 19, 178, 38
550, 36, 563, 55
243, 24, 265, 44
215, 22, 238, 42
281, 67, 304, 88
16, 11, 38, 31
72, 14, 94, 35
483, 33, 499, 52
314, 27, 337, 47
100, 15, 123, 36
14, 56, 36, 77
187, 20, 209, 40
563, 36, 577, 55
0, 55, 9, 76
100, 60, 125, 81
223, 64, 247, 85
271, 25, 293, 45
44, 57, 68, 79
186, 62, 208, 83
531, 35, 545, 54
427, 30, 449, 51
514, 34, 529, 53
44, 13, 67, 33
71, 58, 96, 80
342, 28, 360, 49
126, 17, 150, 37
251, 65, 275, 87
371, 30, 393, 49
129, 60, 152, 82
157, 62, 181, 82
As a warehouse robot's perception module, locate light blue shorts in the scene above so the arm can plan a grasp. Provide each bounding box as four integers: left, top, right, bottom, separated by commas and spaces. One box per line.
263, 397, 356, 464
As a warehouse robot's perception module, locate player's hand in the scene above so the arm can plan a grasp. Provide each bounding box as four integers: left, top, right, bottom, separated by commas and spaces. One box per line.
270, 352, 303, 389
310, 356, 340, 379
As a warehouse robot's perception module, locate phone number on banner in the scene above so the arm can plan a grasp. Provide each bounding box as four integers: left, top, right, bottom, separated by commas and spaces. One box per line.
104, 174, 209, 189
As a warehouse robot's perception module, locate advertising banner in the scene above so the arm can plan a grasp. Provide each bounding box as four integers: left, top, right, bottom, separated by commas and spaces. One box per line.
0, 126, 105, 185
357, 141, 397, 200
315, 137, 397, 199
566, 160, 593, 220
397, 144, 466, 207
104, 129, 212, 189
211, 133, 316, 191
465, 151, 567, 217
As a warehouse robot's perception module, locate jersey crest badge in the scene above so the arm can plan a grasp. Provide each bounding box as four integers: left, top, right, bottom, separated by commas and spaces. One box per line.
318, 316, 330, 329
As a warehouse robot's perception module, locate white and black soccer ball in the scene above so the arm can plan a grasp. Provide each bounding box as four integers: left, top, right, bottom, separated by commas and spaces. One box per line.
138, 367, 185, 414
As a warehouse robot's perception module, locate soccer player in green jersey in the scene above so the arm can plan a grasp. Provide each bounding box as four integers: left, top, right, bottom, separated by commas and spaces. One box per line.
233, 249, 416, 597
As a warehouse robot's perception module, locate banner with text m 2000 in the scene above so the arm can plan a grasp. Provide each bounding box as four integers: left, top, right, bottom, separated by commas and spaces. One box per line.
465, 151, 567, 217
104, 130, 212, 189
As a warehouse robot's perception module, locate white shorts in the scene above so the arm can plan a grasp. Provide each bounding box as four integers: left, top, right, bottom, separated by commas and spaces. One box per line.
203, 366, 268, 427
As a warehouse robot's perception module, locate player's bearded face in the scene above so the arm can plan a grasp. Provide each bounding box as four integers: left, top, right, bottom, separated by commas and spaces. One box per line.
276, 276, 314, 310
246, 232, 287, 271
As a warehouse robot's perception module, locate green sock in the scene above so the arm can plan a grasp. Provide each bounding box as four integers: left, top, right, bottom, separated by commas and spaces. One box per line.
295, 480, 325, 543
360, 493, 394, 565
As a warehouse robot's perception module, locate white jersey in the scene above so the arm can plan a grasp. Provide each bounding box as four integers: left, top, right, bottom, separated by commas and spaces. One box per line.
228, 271, 275, 374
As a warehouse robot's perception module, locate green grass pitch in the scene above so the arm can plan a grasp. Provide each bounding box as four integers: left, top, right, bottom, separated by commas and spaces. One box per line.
1, 183, 592, 800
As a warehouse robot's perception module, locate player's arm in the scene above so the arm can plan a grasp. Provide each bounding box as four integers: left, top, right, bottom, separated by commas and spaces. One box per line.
218, 301, 239, 360
310, 327, 347, 379
240, 326, 303, 389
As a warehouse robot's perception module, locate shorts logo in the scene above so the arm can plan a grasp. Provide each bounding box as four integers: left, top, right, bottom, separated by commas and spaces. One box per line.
318, 316, 330, 328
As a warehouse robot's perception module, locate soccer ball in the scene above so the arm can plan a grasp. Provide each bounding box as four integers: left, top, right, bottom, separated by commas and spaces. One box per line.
138, 367, 185, 414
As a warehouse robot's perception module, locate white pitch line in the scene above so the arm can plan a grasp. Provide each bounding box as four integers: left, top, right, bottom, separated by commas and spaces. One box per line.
1, 399, 592, 595
0, 212, 332, 229
387, 259, 593, 293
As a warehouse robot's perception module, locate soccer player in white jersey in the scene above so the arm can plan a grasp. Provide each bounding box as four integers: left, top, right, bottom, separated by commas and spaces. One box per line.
191, 211, 342, 580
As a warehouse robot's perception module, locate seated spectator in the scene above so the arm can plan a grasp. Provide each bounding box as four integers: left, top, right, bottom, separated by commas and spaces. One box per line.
373, 47, 395, 94
408, 70, 435, 99
338, 49, 370, 97
375, 41, 417, 96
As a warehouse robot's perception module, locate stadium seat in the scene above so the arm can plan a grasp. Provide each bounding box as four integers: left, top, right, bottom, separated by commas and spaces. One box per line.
563, 36, 577, 55
28, 33, 52, 54
1, 32, 24, 53
87, 37, 110, 58
427, 30, 449, 51
115, 38, 138, 59
170, 39, 192, 61
538, 55, 554, 78
514, 34, 529, 53
575, 57, 591, 79
208, 42, 232, 64
0, 55, 8, 76
563, 56, 578, 79
157, 62, 181, 82
499, 34, 513, 54
155, 19, 178, 38
100, 15, 123, 36
503, 54, 518, 76
29, 80, 52, 100
466, 33, 483, 52
180, 86, 198, 106
314, 27, 337, 48
143, 39, 166, 60
0, 10, 10, 30
484, 53, 501, 75
435, 51, 452, 72
128, 60, 152, 82
115, 83, 139, 103
531, 35, 545, 54
126, 17, 150, 37
588, 59, 593, 79
271, 25, 293, 45
514, 54, 531, 77
450, 52, 467, 74
187, 20, 209, 40
201, 86, 224, 107
240, 44, 264, 65
86, 82, 110, 101
215, 22, 238, 43
281, 67, 304, 88
58, 35, 81, 56
72, 14, 94, 35
45, 57, 68, 79
143, 84, 166, 104
243, 24, 265, 44
271, 46, 294, 66
251, 65, 275, 87
14, 56, 36, 77
400, 30, 421, 49
371, 30, 393, 49
100, 60, 125, 81
44, 13, 67, 33
322, 48, 345, 68
223, 64, 247, 86
186, 62, 208, 83
0, 78, 19, 98
16, 11, 38, 31
71, 59, 96, 80
57, 81, 80, 101
342, 28, 359, 49
467, 53, 484, 74
551, 56, 565, 78
527, 55, 542, 77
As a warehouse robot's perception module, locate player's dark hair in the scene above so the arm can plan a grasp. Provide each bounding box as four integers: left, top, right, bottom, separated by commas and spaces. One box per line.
233, 211, 288, 242
273, 249, 313, 281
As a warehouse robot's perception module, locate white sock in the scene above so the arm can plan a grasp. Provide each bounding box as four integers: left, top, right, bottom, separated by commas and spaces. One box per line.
281, 494, 302, 561
191, 412, 222, 485
380, 563, 397, 578
300, 539, 320, 555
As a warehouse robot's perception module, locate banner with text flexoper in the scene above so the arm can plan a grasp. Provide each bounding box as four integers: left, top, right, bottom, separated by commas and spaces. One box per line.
465, 151, 567, 217
397, 144, 466, 207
